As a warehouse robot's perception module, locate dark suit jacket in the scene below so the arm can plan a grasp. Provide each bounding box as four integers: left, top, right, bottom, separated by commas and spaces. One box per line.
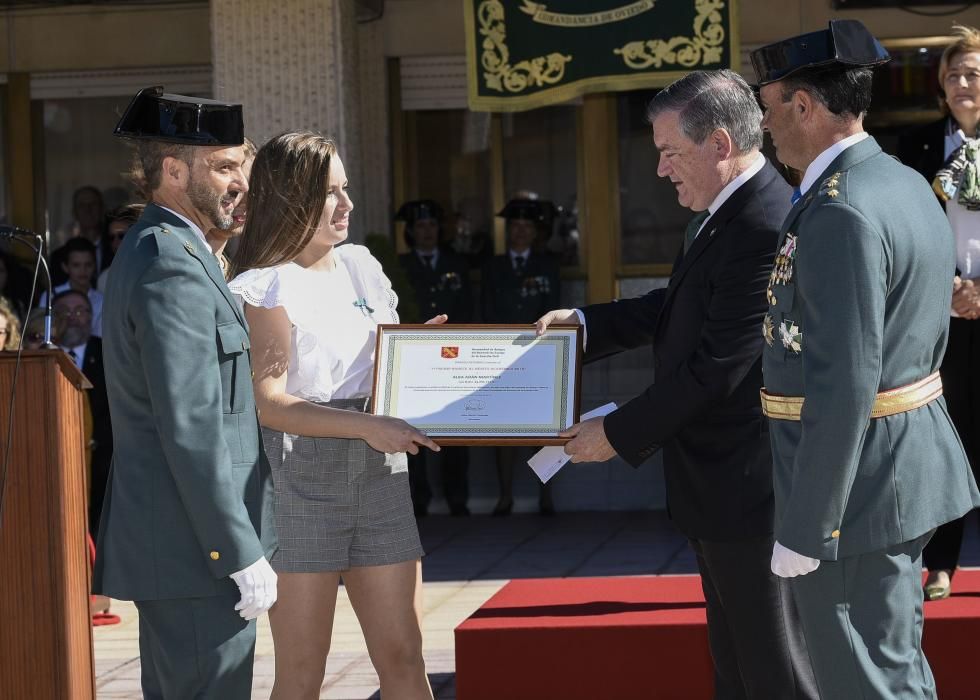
480, 251, 560, 324
582, 161, 790, 541
81, 336, 111, 453
399, 248, 473, 322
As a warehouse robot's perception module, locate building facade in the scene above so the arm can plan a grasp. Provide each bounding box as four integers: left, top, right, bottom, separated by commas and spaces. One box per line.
2, 0, 976, 511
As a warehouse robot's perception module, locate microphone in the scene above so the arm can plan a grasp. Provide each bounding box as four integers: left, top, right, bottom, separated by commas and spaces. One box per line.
0, 226, 56, 348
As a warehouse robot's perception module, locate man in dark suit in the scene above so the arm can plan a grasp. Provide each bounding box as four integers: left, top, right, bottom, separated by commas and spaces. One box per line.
396, 199, 472, 516
94, 87, 277, 699
52, 289, 112, 536
483, 197, 561, 515
538, 70, 816, 699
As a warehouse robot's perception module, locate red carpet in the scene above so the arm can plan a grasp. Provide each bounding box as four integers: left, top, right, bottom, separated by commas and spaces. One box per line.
455, 570, 980, 700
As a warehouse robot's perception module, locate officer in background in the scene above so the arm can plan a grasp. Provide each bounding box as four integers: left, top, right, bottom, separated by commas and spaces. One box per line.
752, 21, 980, 698
397, 200, 471, 516
481, 197, 561, 514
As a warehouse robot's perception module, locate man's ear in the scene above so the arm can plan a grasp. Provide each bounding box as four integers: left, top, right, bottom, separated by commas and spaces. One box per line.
709, 128, 734, 160
793, 89, 815, 123
161, 156, 189, 187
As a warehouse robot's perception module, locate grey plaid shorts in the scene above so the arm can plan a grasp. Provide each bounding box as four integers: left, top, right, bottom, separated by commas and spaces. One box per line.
262, 398, 423, 572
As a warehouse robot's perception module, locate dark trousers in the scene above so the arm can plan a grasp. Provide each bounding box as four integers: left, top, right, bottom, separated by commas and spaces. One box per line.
136, 589, 256, 699
690, 535, 817, 700
924, 317, 980, 572
790, 532, 936, 700
407, 446, 469, 512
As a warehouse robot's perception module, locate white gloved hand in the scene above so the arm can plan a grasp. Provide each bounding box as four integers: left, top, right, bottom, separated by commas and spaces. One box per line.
771, 540, 821, 578
229, 556, 278, 620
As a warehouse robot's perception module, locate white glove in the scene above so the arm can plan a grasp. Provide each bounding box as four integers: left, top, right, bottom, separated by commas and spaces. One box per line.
771, 540, 821, 578
229, 556, 278, 620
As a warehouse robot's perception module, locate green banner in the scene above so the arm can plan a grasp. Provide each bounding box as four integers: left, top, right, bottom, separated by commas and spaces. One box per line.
464, 0, 739, 112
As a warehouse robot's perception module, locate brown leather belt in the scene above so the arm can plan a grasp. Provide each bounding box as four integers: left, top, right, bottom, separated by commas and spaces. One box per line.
760, 372, 943, 421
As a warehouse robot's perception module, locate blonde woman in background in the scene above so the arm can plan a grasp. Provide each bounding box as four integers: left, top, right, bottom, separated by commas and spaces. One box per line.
898, 24, 980, 600
0, 298, 21, 350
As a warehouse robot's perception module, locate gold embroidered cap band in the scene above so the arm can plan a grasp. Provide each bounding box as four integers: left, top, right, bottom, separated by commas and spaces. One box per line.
760, 372, 943, 421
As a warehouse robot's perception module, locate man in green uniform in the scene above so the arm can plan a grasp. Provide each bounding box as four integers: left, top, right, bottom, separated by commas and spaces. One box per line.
752, 21, 980, 698
93, 87, 277, 698
482, 197, 561, 514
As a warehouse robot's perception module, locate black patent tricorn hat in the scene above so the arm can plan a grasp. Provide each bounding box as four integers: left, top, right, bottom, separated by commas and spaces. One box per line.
496, 198, 555, 224
395, 199, 444, 225
113, 86, 244, 146
750, 20, 890, 87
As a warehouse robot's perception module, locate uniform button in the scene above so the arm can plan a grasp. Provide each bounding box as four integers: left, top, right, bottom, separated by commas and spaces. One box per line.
251, 370, 255, 379
242, 341, 247, 350
831, 529, 840, 539
210, 551, 220, 560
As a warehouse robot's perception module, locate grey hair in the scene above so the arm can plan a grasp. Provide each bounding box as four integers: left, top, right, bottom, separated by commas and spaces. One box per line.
646, 69, 763, 153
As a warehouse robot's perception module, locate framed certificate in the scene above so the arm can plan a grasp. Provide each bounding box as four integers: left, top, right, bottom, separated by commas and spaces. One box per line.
371, 324, 583, 445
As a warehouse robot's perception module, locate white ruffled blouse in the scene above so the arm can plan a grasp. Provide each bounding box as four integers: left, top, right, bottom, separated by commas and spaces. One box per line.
229, 244, 399, 402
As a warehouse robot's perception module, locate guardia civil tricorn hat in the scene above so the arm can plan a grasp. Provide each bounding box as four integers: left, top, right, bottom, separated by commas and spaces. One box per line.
496, 198, 555, 224
750, 20, 890, 87
113, 86, 244, 146
395, 200, 444, 225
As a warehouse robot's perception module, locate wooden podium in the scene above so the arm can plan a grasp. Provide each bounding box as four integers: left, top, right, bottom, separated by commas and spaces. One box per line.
0, 350, 95, 699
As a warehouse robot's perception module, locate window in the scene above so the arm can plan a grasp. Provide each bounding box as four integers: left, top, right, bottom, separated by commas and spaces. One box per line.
501, 105, 579, 267
42, 96, 141, 251
408, 108, 494, 269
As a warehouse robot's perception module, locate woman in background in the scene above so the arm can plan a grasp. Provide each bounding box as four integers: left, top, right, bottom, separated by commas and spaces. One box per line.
898, 24, 980, 600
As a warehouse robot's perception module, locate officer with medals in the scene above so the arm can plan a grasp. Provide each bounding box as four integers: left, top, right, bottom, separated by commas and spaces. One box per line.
752, 21, 980, 698
482, 197, 560, 514
396, 199, 472, 516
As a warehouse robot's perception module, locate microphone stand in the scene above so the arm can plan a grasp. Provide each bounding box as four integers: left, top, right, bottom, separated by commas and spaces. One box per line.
0, 226, 56, 349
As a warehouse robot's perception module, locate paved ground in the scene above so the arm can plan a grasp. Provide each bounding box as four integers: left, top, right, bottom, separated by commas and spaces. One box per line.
93, 509, 980, 699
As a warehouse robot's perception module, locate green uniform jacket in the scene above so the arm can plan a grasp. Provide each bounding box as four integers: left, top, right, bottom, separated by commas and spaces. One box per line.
93, 204, 276, 600
399, 249, 473, 323
763, 137, 980, 560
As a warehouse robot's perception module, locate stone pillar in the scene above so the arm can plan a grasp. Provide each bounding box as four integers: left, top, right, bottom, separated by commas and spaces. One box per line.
210, 0, 391, 242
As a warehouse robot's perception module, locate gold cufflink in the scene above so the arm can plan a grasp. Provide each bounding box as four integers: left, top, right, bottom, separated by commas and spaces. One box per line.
210, 551, 220, 560
831, 530, 840, 539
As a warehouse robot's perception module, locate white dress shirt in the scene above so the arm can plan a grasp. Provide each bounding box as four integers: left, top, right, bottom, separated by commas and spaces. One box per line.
64, 342, 86, 369
416, 249, 440, 269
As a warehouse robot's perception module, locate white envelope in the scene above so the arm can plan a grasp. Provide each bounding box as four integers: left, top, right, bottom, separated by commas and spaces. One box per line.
527, 402, 618, 483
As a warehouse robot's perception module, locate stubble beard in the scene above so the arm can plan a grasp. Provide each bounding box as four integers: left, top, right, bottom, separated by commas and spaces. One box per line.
187, 172, 235, 231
